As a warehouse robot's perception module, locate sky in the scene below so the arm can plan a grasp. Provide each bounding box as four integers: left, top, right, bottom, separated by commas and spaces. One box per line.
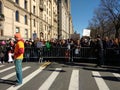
71, 0, 100, 36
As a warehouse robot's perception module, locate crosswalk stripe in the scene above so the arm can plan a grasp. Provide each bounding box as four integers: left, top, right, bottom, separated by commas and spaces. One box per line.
1, 66, 31, 80
0, 65, 5, 68
7, 67, 46, 90
0, 66, 15, 73
38, 68, 62, 90
92, 71, 110, 90
112, 73, 120, 81
68, 70, 79, 90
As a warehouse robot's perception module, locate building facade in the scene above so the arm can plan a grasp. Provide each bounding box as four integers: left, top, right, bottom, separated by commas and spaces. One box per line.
0, 0, 73, 40
57, 0, 73, 40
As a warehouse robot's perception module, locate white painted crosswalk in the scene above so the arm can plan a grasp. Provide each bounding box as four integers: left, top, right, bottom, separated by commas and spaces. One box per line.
92, 71, 110, 90
1, 66, 31, 80
0, 64, 120, 90
0, 66, 15, 73
7, 67, 46, 90
0, 65, 5, 68
38, 68, 62, 90
68, 70, 79, 90
112, 73, 120, 81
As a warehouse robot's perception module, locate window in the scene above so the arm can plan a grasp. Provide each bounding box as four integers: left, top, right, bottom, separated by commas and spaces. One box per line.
24, 0, 27, 9
45, 25, 46, 31
49, 11, 51, 16
25, 29, 28, 38
0, 29, 3, 36
24, 15, 27, 24
15, 0, 19, 4
0, 1, 2, 13
40, 0, 43, 4
16, 27, 20, 33
34, 19, 35, 27
33, 6, 35, 14
15, 10, 19, 21
47, 8, 48, 14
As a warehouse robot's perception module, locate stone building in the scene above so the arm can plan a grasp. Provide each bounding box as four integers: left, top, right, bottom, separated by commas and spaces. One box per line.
0, 0, 73, 40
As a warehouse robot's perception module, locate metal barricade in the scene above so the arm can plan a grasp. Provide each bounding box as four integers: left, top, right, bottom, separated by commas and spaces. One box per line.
24, 47, 41, 62
24, 47, 97, 62
71, 47, 97, 62
40, 47, 69, 61
24, 47, 120, 64
104, 48, 120, 62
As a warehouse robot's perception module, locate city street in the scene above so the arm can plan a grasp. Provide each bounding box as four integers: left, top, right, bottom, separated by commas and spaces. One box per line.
0, 61, 120, 90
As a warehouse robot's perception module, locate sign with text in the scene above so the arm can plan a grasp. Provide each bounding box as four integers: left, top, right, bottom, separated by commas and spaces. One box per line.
82, 29, 91, 36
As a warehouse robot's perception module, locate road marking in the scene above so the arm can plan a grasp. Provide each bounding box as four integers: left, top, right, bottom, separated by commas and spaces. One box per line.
1, 66, 31, 79
0, 66, 15, 73
68, 70, 79, 90
0, 65, 5, 68
92, 71, 109, 90
7, 63, 50, 90
38, 68, 62, 90
112, 73, 120, 80
40, 62, 51, 68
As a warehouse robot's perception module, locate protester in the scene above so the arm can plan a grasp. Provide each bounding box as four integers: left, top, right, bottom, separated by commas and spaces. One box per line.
0, 40, 6, 64
14, 33, 25, 86
95, 35, 104, 67
8, 50, 14, 63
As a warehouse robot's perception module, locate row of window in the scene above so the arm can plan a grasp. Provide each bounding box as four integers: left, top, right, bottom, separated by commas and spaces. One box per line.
15, 11, 28, 25
16, 0, 27, 9
15, 10, 36, 27
16, 27, 28, 38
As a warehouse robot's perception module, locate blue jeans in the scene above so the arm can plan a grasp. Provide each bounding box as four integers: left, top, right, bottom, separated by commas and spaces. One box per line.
14, 59, 23, 84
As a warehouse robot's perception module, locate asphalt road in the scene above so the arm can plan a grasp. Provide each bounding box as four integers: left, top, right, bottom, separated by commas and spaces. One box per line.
0, 62, 120, 90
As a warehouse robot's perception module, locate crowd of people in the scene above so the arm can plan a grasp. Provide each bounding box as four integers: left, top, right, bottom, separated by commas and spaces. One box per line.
0, 34, 120, 86
0, 35, 120, 65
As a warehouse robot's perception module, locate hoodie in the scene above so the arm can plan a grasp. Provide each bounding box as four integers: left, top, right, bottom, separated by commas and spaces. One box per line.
14, 39, 24, 59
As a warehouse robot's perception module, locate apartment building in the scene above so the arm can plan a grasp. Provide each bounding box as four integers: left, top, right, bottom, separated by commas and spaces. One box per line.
57, 0, 73, 39
0, 0, 73, 40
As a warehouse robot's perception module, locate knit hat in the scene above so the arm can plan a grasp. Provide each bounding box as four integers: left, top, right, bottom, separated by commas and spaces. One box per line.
1, 40, 6, 45
14, 33, 21, 39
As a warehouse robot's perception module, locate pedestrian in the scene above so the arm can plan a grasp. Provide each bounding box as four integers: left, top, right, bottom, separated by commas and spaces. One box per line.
14, 33, 25, 86
95, 35, 104, 67
8, 50, 14, 63
0, 40, 6, 64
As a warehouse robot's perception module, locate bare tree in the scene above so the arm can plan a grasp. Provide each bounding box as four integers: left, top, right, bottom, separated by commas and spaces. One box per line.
100, 0, 120, 38
89, 0, 120, 38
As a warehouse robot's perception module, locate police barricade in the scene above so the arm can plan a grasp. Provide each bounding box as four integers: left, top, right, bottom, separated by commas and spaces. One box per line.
24, 47, 120, 64
24, 47, 41, 62
24, 47, 97, 63
71, 47, 97, 62
104, 48, 120, 63
38, 46, 70, 62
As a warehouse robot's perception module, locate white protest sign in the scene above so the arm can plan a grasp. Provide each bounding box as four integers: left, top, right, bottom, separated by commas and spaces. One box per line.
82, 29, 91, 36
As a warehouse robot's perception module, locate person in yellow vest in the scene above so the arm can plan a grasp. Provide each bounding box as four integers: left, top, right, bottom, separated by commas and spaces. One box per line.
14, 33, 24, 86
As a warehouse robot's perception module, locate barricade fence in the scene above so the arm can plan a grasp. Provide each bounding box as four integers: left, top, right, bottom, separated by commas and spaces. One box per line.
23, 47, 120, 63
